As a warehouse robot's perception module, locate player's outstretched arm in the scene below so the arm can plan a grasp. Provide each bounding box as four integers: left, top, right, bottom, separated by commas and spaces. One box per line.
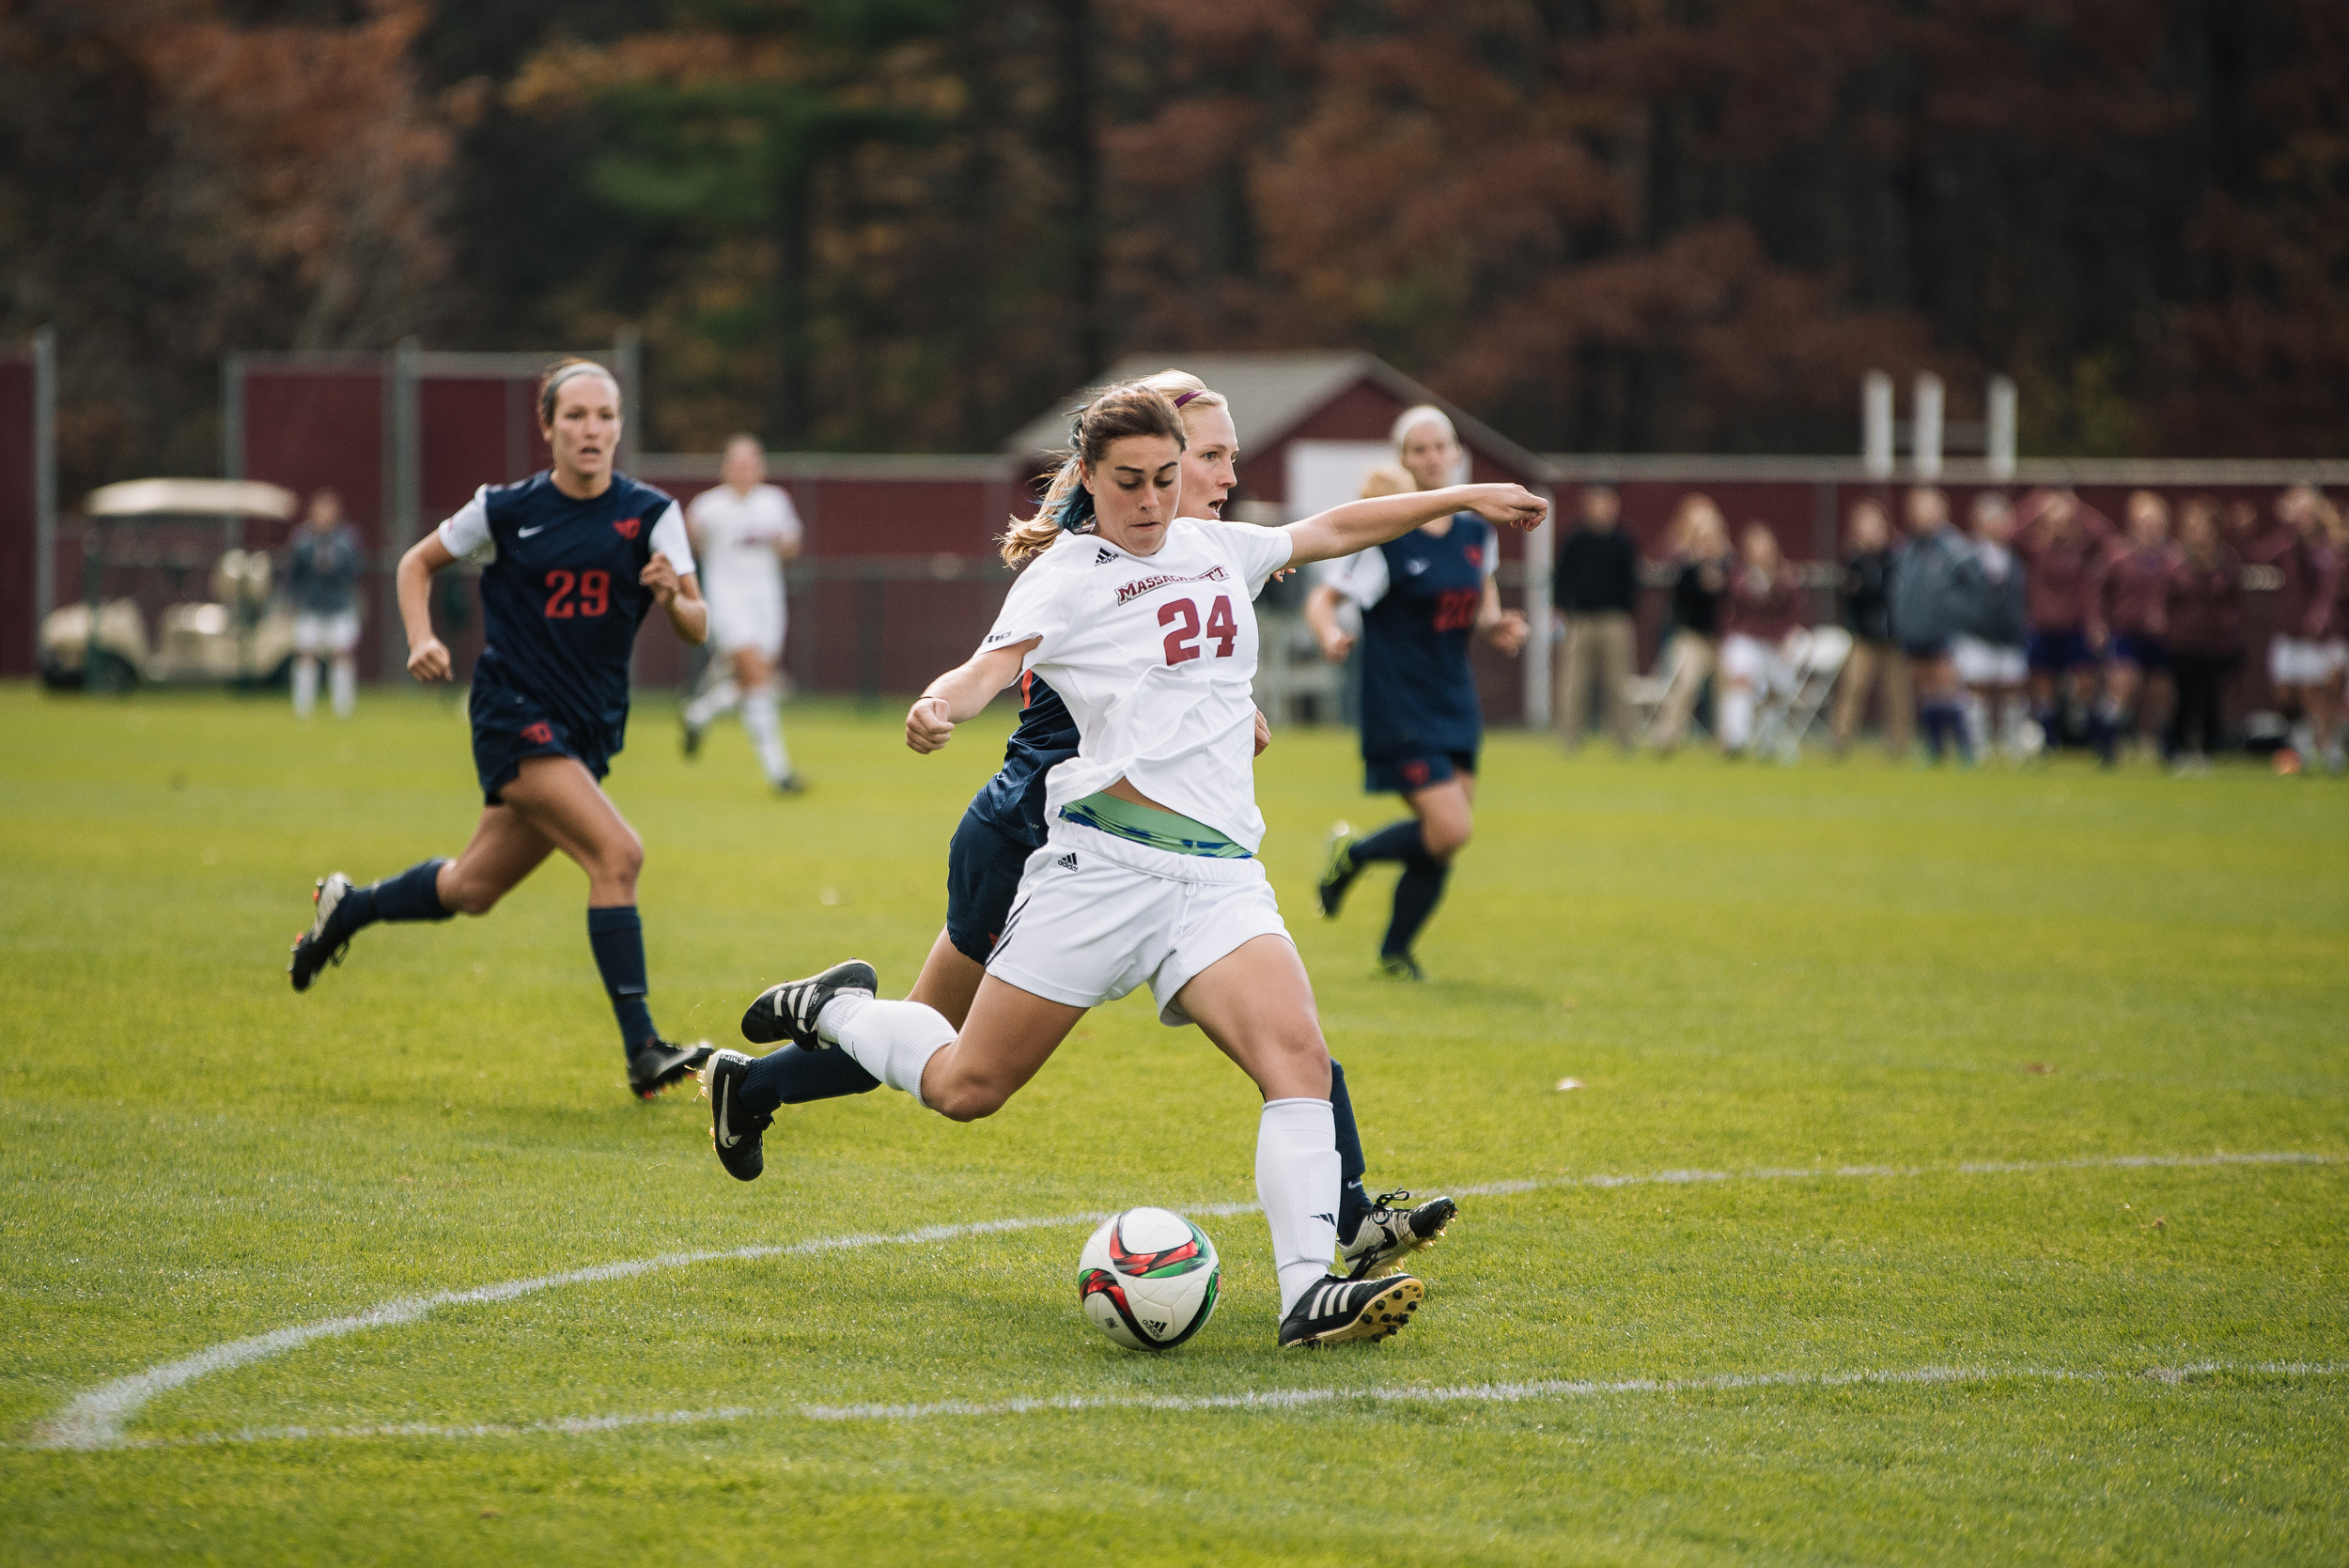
397, 534, 459, 681
1284, 484, 1548, 568
906, 639, 1035, 753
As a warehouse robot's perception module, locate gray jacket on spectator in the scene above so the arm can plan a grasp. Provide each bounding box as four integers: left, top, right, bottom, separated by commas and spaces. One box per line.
1890, 527, 1987, 649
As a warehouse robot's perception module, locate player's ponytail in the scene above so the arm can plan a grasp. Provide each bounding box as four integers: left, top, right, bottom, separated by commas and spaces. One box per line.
1001, 381, 1188, 567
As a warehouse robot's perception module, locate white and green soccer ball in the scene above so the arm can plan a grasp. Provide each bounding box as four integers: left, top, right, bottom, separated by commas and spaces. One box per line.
1078, 1206, 1221, 1351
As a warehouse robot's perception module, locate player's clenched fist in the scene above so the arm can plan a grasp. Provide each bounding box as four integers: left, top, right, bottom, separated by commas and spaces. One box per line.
407, 635, 452, 682
907, 694, 957, 753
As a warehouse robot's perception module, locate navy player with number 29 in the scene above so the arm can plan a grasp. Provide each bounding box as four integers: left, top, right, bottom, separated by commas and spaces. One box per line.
287, 360, 715, 1101
1305, 406, 1528, 980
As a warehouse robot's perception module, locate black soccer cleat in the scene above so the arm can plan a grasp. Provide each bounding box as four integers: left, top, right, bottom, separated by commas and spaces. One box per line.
1378, 953, 1427, 982
681, 714, 704, 759
628, 1037, 711, 1100
699, 1048, 770, 1182
741, 959, 878, 1048
1279, 1273, 1424, 1349
1315, 821, 1360, 919
1341, 1191, 1457, 1281
288, 873, 355, 993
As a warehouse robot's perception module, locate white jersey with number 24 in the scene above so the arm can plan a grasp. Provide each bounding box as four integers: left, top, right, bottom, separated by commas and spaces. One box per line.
982, 517, 1296, 853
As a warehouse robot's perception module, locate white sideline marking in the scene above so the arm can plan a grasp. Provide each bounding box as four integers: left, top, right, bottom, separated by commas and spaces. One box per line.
89, 1359, 2349, 1451
29, 1150, 2338, 1452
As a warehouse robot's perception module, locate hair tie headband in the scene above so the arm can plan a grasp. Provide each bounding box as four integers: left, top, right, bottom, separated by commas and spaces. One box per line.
1171, 389, 1203, 410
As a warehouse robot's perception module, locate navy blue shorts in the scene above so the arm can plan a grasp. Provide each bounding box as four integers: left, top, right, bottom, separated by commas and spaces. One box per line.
2028, 629, 2096, 674
944, 806, 1036, 965
2109, 633, 2169, 672
469, 680, 610, 805
1366, 749, 1478, 796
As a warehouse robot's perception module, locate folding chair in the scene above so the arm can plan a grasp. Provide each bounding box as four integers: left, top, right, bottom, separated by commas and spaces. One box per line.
1751, 626, 1852, 762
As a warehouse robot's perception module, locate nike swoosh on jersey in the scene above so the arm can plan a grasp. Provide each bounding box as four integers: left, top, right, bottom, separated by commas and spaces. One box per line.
518, 525, 547, 537
1405, 559, 1429, 574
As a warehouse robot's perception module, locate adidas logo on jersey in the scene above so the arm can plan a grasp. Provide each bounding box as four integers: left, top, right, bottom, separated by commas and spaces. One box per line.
1094, 547, 1118, 565
1056, 853, 1080, 870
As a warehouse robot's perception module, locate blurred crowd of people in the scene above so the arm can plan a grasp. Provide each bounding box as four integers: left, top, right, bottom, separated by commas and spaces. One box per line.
1550, 481, 2348, 773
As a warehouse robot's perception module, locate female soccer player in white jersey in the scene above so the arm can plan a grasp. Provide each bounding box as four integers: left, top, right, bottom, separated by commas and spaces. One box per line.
681, 434, 806, 793
286, 361, 716, 1101
702, 371, 1459, 1283
712, 381, 1545, 1348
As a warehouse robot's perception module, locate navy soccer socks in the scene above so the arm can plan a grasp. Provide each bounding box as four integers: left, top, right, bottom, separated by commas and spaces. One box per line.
1346, 819, 1452, 961
1330, 1059, 1372, 1241
740, 1045, 880, 1115
586, 906, 660, 1054
336, 859, 451, 936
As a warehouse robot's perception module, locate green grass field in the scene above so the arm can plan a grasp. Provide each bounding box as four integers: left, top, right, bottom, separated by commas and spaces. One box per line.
2, 682, 2343, 1565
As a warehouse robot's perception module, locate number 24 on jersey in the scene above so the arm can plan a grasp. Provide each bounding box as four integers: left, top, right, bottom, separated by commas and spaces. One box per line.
1159, 596, 1238, 665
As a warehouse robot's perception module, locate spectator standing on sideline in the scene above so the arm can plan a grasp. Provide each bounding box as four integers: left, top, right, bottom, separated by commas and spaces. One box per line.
2096, 491, 2181, 765
682, 434, 807, 794
1715, 524, 1806, 756
2163, 497, 2242, 773
1953, 492, 2031, 762
1829, 498, 1909, 757
1552, 484, 1638, 753
1651, 496, 1732, 753
287, 488, 364, 722
1890, 486, 1986, 765
2013, 489, 2114, 754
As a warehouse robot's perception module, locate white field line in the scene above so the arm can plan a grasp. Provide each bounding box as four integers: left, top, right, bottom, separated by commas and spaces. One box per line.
29, 1150, 2338, 1452
92, 1358, 2349, 1452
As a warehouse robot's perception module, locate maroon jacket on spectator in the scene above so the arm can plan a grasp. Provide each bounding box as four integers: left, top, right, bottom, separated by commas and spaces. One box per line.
1721, 567, 1804, 643
2247, 528, 2341, 640
2013, 497, 2113, 634
2165, 551, 2244, 656
2100, 543, 2178, 640
2308, 543, 2345, 640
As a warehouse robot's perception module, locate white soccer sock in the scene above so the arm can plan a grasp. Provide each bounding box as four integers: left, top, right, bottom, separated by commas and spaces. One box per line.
1718, 686, 1755, 750
685, 678, 740, 728
1962, 693, 1989, 756
330, 657, 356, 720
817, 995, 956, 1108
742, 683, 791, 783
1256, 1096, 1341, 1317
292, 657, 319, 720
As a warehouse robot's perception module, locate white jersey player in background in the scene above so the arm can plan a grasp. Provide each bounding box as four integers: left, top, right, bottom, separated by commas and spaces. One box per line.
712, 381, 1546, 1349
682, 434, 806, 793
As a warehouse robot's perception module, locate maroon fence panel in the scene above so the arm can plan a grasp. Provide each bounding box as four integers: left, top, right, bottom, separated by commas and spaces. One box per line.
0, 352, 35, 675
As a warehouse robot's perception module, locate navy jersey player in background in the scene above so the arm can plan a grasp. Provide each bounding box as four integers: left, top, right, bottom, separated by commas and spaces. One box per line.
701, 370, 1459, 1288
288, 360, 716, 1101
1305, 405, 1529, 980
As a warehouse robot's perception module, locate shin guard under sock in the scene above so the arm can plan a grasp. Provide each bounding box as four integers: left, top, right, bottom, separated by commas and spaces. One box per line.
1257, 1097, 1342, 1316
1381, 855, 1450, 959
817, 994, 956, 1107
336, 859, 451, 935
1329, 1059, 1371, 1240
585, 906, 658, 1053
741, 1045, 879, 1116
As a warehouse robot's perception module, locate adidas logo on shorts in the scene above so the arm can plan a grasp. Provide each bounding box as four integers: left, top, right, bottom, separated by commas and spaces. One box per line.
1094, 547, 1118, 565
1057, 852, 1080, 870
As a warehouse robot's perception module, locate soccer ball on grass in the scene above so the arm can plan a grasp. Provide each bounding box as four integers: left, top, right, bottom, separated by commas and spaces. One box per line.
1078, 1207, 1220, 1351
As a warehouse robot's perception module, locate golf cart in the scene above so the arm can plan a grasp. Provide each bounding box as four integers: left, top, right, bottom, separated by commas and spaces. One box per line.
38, 478, 302, 691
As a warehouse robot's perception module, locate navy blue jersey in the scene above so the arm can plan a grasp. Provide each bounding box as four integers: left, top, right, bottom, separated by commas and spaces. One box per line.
1339, 513, 1493, 761
963, 671, 1080, 851
438, 472, 691, 756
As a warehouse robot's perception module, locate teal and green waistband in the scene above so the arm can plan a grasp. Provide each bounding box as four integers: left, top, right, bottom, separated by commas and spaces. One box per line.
1059, 790, 1252, 859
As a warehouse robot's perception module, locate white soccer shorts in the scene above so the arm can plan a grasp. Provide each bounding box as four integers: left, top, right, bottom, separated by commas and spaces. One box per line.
707, 598, 785, 659
2269, 636, 2345, 687
291, 609, 360, 656
985, 819, 1291, 1028
1952, 636, 2028, 686
1718, 632, 1797, 695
